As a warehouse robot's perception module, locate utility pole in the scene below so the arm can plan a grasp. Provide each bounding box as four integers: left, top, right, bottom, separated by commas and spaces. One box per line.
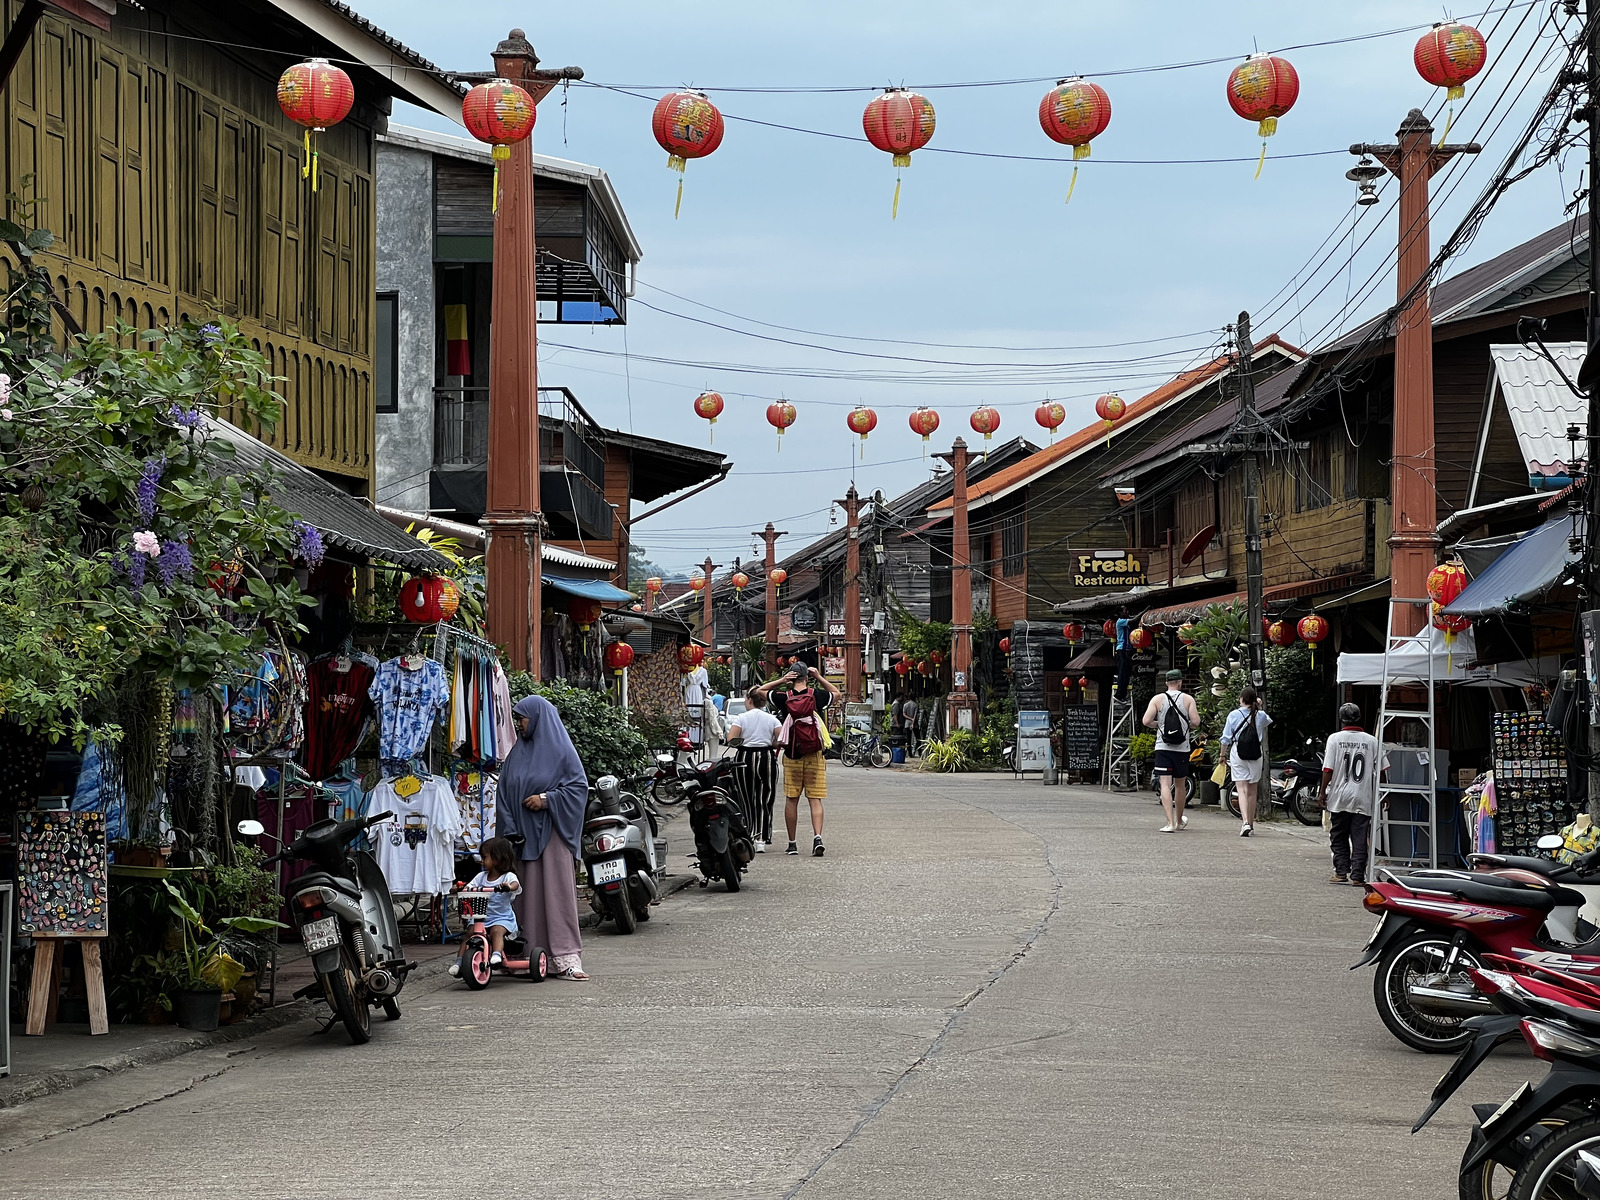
840, 485, 862, 702
730, 556, 742, 693
941, 438, 978, 733
480, 30, 581, 676
1236, 312, 1266, 691
700, 555, 718, 648
1582, 0, 1600, 816
1351, 111, 1479, 634
755, 522, 786, 678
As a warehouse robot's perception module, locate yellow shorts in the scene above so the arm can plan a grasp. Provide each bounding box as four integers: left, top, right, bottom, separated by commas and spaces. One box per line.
782, 752, 827, 800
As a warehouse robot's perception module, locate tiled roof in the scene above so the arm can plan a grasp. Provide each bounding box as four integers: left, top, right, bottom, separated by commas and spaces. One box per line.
927, 336, 1303, 512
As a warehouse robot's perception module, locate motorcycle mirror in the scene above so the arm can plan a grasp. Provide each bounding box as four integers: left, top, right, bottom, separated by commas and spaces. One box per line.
237, 819, 265, 837
1538, 834, 1566, 851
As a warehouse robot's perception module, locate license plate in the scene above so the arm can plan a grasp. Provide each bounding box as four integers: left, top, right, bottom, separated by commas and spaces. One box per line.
1481, 1082, 1533, 1132
590, 857, 626, 885
1363, 915, 1388, 952
301, 915, 340, 954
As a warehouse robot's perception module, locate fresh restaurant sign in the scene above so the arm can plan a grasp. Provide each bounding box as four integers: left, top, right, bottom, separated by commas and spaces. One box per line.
1072, 550, 1145, 588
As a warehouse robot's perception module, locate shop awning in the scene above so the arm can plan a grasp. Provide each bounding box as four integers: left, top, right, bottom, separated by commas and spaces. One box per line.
1066, 639, 1113, 671
542, 574, 633, 603
1053, 577, 1233, 616
1140, 572, 1367, 627
1336, 628, 1556, 687
1444, 515, 1584, 617
1312, 579, 1392, 612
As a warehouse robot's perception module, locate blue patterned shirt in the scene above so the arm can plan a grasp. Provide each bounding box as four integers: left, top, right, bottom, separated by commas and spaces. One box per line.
368, 658, 450, 763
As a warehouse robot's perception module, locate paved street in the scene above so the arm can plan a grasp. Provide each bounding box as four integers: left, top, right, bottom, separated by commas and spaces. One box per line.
0, 771, 1534, 1199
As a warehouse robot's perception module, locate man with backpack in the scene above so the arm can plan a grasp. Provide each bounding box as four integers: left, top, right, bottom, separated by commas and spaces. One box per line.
749, 662, 839, 857
1142, 668, 1200, 833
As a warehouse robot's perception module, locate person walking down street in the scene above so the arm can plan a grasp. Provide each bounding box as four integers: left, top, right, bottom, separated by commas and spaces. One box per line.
729, 693, 782, 852
1220, 687, 1272, 838
495, 695, 591, 980
896, 695, 921, 754
1142, 669, 1200, 834
1320, 702, 1383, 886
751, 663, 839, 857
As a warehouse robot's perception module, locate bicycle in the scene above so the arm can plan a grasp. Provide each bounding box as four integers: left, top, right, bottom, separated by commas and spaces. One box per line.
841, 728, 891, 768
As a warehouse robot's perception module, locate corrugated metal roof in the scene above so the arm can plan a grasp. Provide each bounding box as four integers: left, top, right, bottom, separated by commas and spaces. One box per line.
1489, 342, 1587, 477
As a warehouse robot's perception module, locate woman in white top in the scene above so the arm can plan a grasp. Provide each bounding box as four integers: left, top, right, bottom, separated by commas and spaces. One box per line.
730, 696, 783, 851
1220, 686, 1273, 837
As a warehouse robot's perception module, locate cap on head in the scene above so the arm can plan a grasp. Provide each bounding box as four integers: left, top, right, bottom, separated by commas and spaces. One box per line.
1340, 702, 1362, 725
1164, 669, 1183, 682
788, 662, 809, 679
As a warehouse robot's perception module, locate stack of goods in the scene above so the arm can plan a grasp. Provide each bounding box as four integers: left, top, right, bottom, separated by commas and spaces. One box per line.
1490, 710, 1572, 855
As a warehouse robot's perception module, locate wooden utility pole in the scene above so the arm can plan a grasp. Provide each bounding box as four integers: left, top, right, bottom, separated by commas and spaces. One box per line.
1236, 312, 1266, 691
841, 485, 862, 701
700, 556, 718, 647
942, 438, 978, 733
481, 30, 582, 675
1352, 112, 1479, 634
755, 522, 786, 677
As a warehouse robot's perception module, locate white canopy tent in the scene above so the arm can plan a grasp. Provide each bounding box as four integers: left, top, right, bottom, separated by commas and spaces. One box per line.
1336, 627, 1555, 688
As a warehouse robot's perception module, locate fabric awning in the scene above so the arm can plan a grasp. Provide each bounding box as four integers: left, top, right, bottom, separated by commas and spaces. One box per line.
1312, 579, 1392, 612
1336, 628, 1556, 687
542, 574, 633, 603
1140, 572, 1367, 627
1444, 515, 1584, 617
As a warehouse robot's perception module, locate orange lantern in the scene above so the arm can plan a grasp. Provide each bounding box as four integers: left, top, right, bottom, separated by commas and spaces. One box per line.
862, 88, 936, 218
1415, 22, 1487, 119
1062, 622, 1084, 644
462, 79, 537, 212
1177, 623, 1196, 644
1267, 620, 1296, 647
999, 636, 1011, 655
731, 571, 750, 593
277, 59, 355, 193
1297, 614, 1329, 666
1427, 561, 1468, 608
689, 575, 707, 594
847, 406, 878, 457
399, 575, 460, 624
909, 407, 941, 457
770, 567, 788, 595
693, 391, 725, 443
604, 641, 635, 676
767, 400, 797, 451
652, 90, 725, 219
645, 576, 664, 594
1094, 394, 1127, 447
970, 406, 1001, 453
1128, 627, 1153, 651
678, 644, 705, 673
1038, 77, 1112, 202
1034, 401, 1067, 442
1226, 54, 1299, 178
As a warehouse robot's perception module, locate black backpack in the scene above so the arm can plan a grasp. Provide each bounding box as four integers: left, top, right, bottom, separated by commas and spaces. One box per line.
1160, 694, 1190, 746
1235, 707, 1262, 761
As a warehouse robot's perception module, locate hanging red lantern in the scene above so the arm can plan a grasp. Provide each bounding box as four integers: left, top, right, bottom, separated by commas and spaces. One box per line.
645, 577, 664, 594
930, 650, 945, 666
568, 597, 603, 630
770, 567, 788, 595
1038, 77, 1112, 203
689, 575, 706, 593
1177, 622, 1196, 644
604, 641, 635, 676
1297, 613, 1329, 667
1128, 626, 1153, 651
1415, 22, 1487, 102
847, 406, 878, 456
1427, 561, 1468, 608
277, 59, 354, 194
1077, 676, 1090, 689
970, 406, 1001, 448
1226, 54, 1299, 178
1267, 620, 1296, 648
999, 636, 1011, 655
462, 78, 537, 212
862, 88, 936, 218
1034, 402, 1067, 443
1094, 394, 1127, 447
767, 400, 797, 451
895, 660, 911, 676
917, 659, 933, 675
1061, 622, 1084, 644
1432, 602, 1472, 669
678, 644, 705, 673
1101, 619, 1116, 639
651, 90, 725, 219
693, 391, 725, 443
908, 407, 941, 457
399, 575, 460, 624
207, 553, 244, 595
731, 571, 750, 593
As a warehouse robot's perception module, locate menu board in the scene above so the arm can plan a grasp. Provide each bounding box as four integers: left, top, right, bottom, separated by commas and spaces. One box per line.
1063, 705, 1101, 773
1017, 710, 1053, 773
15, 811, 108, 935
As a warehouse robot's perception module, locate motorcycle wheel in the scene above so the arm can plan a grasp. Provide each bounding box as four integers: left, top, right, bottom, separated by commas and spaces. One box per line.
1374, 931, 1481, 1054
652, 776, 687, 807
722, 846, 741, 893
461, 936, 492, 991
1460, 1112, 1579, 1200
321, 944, 372, 1044
1289, 784, 1323, 826
381, 997, 401, 1021
609, 888, 638, 935
1225, 785, 1242, 819
1503, 1112, 1600, 1199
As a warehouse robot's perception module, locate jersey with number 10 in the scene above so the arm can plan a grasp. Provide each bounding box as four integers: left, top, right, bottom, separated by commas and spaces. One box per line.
1322, 729, 1381, 816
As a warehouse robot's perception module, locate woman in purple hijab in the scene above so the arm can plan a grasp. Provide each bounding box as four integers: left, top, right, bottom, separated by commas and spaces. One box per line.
495, 695, 591, 979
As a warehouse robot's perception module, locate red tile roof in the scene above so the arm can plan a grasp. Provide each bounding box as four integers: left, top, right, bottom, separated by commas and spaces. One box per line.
927, 335, 1303, 512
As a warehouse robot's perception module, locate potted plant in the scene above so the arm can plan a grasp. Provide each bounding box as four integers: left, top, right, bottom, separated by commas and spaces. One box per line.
161, 881, 283, 1031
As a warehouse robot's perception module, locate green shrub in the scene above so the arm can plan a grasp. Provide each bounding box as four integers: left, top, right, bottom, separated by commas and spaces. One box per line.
1128, 733, 1156, 763
505, 675, 647, 781
921, 737, 972, 773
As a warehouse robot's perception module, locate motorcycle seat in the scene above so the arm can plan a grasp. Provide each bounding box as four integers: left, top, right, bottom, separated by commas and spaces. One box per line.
1402, 873, 1582, 913
291, 869, 361, 901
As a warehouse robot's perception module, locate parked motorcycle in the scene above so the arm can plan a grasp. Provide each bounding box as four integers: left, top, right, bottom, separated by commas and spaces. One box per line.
650, 750, 688, 808
244, 810, 409, 1044
581, 773, 663, 934
681, 758, 754, 891
1272, 736, 1325, 826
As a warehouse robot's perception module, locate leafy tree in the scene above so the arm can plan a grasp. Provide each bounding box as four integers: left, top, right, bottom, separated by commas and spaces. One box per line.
505, 674, 647, 781
627, 543, 669, 589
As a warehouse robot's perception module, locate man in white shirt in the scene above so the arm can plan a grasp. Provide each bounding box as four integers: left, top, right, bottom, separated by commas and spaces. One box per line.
1319, 703, 1383, 886
1142, 669, 1201, 833
730, 695, 782, 851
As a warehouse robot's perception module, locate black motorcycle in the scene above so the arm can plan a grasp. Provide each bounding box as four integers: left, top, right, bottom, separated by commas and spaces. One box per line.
682, 758, 754, 892
1274, 736, 1326, 826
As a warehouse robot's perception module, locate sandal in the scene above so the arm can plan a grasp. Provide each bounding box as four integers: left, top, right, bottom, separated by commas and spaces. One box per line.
554, 967, 590, 981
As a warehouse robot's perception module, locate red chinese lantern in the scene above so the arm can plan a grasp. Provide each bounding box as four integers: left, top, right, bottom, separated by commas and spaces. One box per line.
1427, 561, 1468, 608
1062, 622, 1084, 644
999, 636, 1011, 655
1415, 22, 1487, 103
847, 406, 878, 457
678, 644, 705, 673
1297, 613, 1329, 666
909, 407, 941, 457
930, 650, 945, 666
970, 406, 1001, 450
1077, 675, 1090, 689
645, 577, 663, 594
399, 575, 460, 624
1035, 401, 1067, 442
895, 660, 911, 676
1094, 394, 1127, 447
1128, 626, 1153, 651
862, 88, 936, 218
767, 400, 797, 451
693, 391, 725, 443
604, 641, 635, 676
462, 79, 537, 212
1432, 602, 1472, 668
207, 554, 244, 594
1226, 54, 1299, 178
689, 575, 706, 593
770, 567, 788, 595
1038, 77, 1112, 203
1267, 620, 1296, 648
918, 659, 933, 675
277, 59, 354, 193
1177, 623, 1196, 644
568, 597, 603, 630
731, 571, 750, 593
652, 90, 725, 218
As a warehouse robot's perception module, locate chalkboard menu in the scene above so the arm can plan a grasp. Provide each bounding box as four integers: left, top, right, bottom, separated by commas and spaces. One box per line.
1063, 705, 1101, 773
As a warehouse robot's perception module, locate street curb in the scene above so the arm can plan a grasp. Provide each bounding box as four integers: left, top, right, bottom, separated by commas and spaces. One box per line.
579, 871, 699, 929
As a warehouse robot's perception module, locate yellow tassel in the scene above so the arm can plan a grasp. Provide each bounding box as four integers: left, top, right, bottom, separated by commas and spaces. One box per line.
492, 163, 499, 213
311, 146, 319, 193
302, 129, 311, 180
892, 153, 911, 168
1439, 106, 1455, 145
674, 176, 684, 220
892, 173, 902, 220
1065, 164, 1079, 205
1257, 116, 1278, 138
1253, 140, 1267, 181
1073, 143, 1091, 162
1448, 84, 1465, 101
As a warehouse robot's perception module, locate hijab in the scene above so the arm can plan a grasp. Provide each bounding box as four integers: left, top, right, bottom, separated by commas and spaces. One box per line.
494, 695, 588, 860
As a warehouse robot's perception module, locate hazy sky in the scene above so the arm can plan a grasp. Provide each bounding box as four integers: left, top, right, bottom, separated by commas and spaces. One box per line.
363, 0, 1575, 573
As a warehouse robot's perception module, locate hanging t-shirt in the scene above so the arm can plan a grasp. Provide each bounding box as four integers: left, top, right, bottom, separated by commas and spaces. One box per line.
303, 657, 376, 779
369, 657, 450, 763
491, 664, 516, 765
366, 776, 462, 896
229, 655, 279, 734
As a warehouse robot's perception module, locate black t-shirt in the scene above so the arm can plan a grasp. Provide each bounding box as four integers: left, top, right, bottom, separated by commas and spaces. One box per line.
769, 687, 832, 719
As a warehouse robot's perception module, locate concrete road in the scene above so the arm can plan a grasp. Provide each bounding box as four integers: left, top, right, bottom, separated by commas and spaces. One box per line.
0, 773, 1531, 1198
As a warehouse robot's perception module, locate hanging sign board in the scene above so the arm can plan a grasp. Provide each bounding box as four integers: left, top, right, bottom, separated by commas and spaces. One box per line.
1017, 710, 1053, 773
1072, 550, 1146, 589
1063, 705, 1101, 772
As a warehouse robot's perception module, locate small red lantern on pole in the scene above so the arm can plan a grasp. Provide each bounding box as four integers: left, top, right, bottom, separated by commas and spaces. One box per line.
462, 78, 537, 212
731, 571, 750, 594
604, 641, 635, 676
645, 577, 663, 595
1077, 676, 1090, 690
1094, 394, 1127, 447
1038, 77, 1112, 203
399, 575, 460, 624
568, 597, 603, 630
277, 59, 355, 193
970, 406, 1001, 456
1267, 620, 1296, 648
766, 400, 797, 451
1296, 614, 1329, 667
1432, 603, 1472, 669
930, 650, 945, 666
862, 88, 936, 219
1177, 623, 1196, 644
1128, 627, 1153, 651
651, 90, 725, 219
770, 567, 787, 596
847, 406, 878, 458
1415, 21, 1486, 138
693, 391, 725, 443
909, 407, 940, 457
999, 636, 1011, 655
895, 660, 910, 676
1226, 54, 1300, 179
1102, 619, 1116, 639
1035, 402, 1066, 443
1427, 561, 1468, 608
689, 575, 706, 594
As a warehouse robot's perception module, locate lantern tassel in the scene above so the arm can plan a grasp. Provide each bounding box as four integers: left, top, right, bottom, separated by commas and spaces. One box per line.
492, 163, 499, 213
1065, 164, 1079, 205
674, 175, 685, 221
311, 144, 319, 193
891, 172, 902, 221
1439, 105, 1456, 145
1253, 140, 1267, 181
302, 129, 311, 181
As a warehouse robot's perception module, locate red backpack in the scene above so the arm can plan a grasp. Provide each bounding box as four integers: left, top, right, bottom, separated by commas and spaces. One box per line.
783, 689, 823, 758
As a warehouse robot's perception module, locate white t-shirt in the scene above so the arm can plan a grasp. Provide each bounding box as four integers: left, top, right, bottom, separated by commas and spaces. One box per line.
1323, 729, 1384, 815
367, 777, 464, 895
732, 708, 782, 748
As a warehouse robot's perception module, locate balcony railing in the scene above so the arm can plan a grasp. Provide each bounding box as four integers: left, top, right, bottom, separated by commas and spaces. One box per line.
434, 386, 490, 468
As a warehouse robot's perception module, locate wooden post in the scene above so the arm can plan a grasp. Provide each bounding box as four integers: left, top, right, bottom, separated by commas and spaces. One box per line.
701, 555, 717, 646
944, 439, 978, 733
755, 522, 785, 677
841, 485, 862, 702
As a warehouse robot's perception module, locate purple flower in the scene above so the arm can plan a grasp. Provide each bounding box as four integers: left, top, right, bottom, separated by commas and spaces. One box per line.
118, 552, 147, 589
136, 457, 164, 523
167, 404, 201, 428
155, 540, 194, 587
199, 323, 222, 346
293, 520, 324, 568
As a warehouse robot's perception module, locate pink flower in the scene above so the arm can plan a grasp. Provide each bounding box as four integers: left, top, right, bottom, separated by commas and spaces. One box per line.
132, 530, 160, 557
0, 374, 12, 403
0, 408, 11, 421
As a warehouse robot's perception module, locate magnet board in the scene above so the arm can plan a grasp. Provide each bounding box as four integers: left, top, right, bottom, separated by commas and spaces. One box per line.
15, 811, 107, 935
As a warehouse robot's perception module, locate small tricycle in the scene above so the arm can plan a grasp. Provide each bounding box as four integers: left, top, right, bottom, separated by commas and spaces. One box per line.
453, 887, 549, 988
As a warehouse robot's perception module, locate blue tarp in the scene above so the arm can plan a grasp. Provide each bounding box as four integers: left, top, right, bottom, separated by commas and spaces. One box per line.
541, 574, 633, 603
1444, 514, 1584, 617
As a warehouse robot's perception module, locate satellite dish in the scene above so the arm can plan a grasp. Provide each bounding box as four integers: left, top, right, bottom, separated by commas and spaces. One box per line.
1180, 524, 1218, 565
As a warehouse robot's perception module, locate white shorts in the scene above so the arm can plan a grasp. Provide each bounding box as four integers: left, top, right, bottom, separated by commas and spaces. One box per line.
1229, 753, 1265, 784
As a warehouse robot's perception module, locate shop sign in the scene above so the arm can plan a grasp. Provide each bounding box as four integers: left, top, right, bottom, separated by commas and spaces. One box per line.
826, 620, 870, 639
1072, 549, 1146, 589
790, 602, 820, 632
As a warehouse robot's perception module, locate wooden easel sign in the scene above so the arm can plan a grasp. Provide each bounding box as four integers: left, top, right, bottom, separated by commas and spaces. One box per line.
17, 810, 109, 1035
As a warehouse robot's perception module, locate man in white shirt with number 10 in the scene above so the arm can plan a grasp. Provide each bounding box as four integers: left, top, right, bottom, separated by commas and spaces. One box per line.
1319, 703, 1384, 888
